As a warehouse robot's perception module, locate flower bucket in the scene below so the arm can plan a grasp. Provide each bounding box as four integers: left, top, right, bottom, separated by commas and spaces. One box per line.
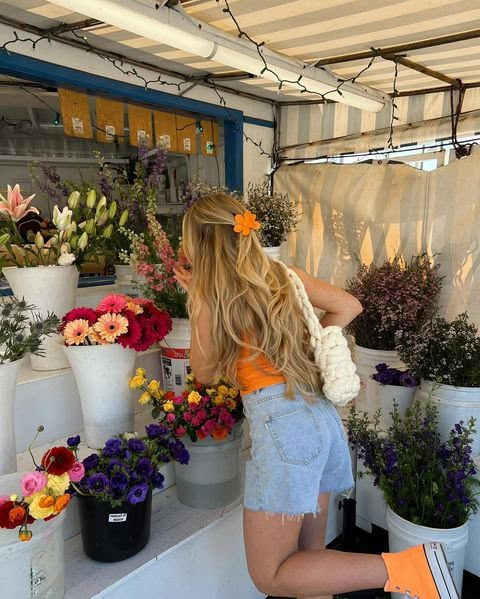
3, 265, 78, 371
0, 472, 66, 599
175, 425, 243, 509
386, 507, 468, 598
353, 345, 404, 414
114, 264, 144, 296
375, 384, 417, 429
0, 360, 20, 475
77, 490, 152, 562
415, 380, 480, 456
63, 344, 136, 449
160, 318, 191, 395
262, 245, 281, 261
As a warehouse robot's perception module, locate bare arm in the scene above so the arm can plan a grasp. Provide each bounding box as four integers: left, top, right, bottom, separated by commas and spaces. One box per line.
290, 266, 362, 328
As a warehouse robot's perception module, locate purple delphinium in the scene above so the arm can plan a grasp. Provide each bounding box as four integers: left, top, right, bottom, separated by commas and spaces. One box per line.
128, 482, 149, 505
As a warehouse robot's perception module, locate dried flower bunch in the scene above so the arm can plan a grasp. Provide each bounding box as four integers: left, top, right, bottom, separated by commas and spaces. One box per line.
395, 312, 480, 387
346, 254, 443, 350
348, 402, 480, 528
75, 428, 189, 508
0, 297, 59, 364
246, 182, 300, 247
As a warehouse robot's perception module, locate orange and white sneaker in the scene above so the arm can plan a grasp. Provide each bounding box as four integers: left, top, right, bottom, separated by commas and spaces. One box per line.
382, 542, 459, 599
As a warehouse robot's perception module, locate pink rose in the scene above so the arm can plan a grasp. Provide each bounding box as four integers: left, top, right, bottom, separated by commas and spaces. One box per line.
183, 412, 192, 422
21, 471, 48, 496
166, 413, 176, 423
204, 419, 216, 432
173, 396, 184, 405
175, 426, 186, 437
191, 417, 200, 427
67, 461, 85, 482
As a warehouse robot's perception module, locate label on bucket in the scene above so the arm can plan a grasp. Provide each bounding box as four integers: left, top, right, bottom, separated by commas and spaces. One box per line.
161, 350, 191, 395
108, 513, 127, 523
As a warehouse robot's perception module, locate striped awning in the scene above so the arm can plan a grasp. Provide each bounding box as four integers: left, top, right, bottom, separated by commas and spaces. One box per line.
1, 0, 480, 102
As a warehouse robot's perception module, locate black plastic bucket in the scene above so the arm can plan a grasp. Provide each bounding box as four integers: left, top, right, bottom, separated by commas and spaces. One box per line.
77, 490, 152, 562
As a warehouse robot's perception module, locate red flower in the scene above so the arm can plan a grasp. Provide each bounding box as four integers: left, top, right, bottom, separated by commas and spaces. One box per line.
133, 320, 157, 351
60, 308, 98, 332
0, 501, 17, 529
117, 309, 142, 349
148, 310, 172, 343
41, 446, 75, 475
164, 391, 176, 402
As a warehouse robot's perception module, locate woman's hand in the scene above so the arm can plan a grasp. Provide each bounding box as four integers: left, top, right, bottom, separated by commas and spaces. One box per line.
173, 266, 192, 292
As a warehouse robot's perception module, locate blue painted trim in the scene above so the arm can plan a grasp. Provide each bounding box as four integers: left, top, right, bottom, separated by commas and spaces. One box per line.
243, 115, 274, 129
224, 119, 244, 193
0, 51, 244, 190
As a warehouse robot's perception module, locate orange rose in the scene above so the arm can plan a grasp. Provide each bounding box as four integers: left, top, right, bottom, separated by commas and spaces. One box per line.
54, 494, 71, 512
39, 496, 54, 509
8, 506, 26, 525
211, 426, 229, 441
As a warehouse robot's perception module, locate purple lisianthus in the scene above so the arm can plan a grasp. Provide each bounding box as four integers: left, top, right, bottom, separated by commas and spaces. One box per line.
87, 473, 109, 493
136, 457, 153, 479
83, 453, 100, 471
103, 438, 122, 457
145, 423, 169, 439
399, 372, 419, 388
171, 441, 190, 465
128, 438, 146, 453
67, 435, 81, 448
127, 482, 149, 505
152, 470, 165, 489
110, 471, 129, 492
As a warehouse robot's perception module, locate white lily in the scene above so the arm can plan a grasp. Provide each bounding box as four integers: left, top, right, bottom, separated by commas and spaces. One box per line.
57, 252, 76, 266
52, 205, 72, 231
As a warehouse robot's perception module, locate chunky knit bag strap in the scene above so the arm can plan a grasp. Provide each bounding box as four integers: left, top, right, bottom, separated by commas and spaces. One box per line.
285, 266, 360, 406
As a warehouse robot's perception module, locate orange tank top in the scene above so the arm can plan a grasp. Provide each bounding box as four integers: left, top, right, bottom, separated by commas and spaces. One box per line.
236, 345, 286, 395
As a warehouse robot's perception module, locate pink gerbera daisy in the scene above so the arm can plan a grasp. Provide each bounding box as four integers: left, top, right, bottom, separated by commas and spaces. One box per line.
97, 294, 128, 314
63, 319, 91, 346
60, 307, 98, 332
93, 313, 129, 343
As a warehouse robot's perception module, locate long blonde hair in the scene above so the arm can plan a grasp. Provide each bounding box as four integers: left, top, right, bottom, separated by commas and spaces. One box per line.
182, 191, 322, 399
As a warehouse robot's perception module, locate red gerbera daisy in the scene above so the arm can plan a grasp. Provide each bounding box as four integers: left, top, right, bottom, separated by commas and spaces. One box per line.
60, 307, 97, 332
117, 309, 142, 349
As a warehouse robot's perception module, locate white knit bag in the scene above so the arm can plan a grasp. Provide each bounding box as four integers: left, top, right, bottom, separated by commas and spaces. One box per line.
285, 267, 360, 406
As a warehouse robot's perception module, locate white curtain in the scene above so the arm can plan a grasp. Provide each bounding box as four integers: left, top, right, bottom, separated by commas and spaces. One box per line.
274, 153, 480, 326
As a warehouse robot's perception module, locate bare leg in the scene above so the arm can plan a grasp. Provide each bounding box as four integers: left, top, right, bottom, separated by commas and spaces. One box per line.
297, 493, 331, 599
243, 507, 388, 598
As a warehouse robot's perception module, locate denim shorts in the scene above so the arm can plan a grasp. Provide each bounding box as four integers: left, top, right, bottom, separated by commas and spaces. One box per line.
242, 383, 354, 516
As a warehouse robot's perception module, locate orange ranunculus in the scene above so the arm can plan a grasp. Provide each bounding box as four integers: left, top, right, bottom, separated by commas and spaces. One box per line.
196, 430, 207, 441
19, 529, 33, 542
211, 426, 229, 441
8, 506, 26, 525
54, 494, 71, 512
39, 496, 55, 509
164, 390, 176, 402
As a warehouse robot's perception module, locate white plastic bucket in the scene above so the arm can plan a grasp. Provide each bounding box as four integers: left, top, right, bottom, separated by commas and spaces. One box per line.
353, 345, 404, 414
3, 265, 78, 371
0, 360, 20, 475
375, 384, 417, 429
262, 245, 281, 261
175, 425, 243, 509
63, 343, 136, 448
386, 507, 468, 598
114, 264, 144, 296
160, 318, 191, 395
0, 472, 66, 599
415, 379, 480, 456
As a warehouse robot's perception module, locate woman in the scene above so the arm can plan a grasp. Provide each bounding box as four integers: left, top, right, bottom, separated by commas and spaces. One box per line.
174, 191, 458, 599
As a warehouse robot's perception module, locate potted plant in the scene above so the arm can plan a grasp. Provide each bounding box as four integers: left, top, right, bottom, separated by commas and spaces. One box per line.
395, 311, 480, 454
0, 184, 128, 370
345, 254, 443, 412
0, 298, 58, 474
72, 426, 189, 562
348, 401, 479, 596
245, 181, 300, 260
130, 371, 244, 509
61, 294, 172, 449
371, 363, 419, 428
0, 427, 79, 598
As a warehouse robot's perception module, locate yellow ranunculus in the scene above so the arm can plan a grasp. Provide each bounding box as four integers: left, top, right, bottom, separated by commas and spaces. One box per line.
163, 401, 174, 412
217, 385, 229, 396
28, 493, 55, 520
10, 494, 17, 502
136, 367, 146, 377
187, 391, 201, 404
229, 387, 239, 398
148, 380, 160, 393
138, 392, 152, 405
129, 375, 145, 389
47, 473, 70, 495
214, 395, 226, 406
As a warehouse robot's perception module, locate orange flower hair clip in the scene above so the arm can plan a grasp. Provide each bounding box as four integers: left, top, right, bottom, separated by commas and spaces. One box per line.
233, 210, 260, 236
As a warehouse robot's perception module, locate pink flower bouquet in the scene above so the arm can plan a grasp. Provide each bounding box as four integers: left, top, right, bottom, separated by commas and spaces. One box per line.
61, 293, 172, 351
